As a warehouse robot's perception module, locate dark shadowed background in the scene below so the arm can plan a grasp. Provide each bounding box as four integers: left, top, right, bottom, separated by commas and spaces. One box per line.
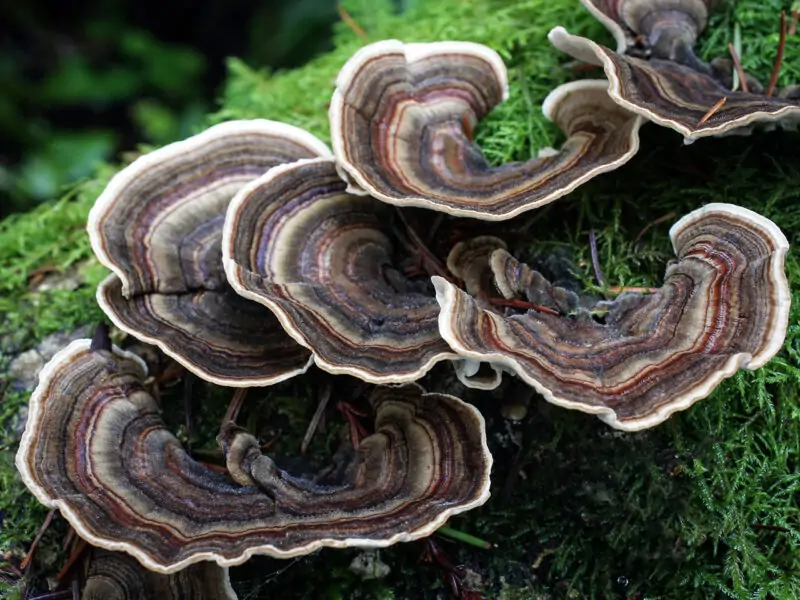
0, 0, 345, 218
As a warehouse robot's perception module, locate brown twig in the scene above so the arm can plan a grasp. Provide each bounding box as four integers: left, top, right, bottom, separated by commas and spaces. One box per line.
183, 371, 196, 451
56, 538, 88, 581
301, 380, 332, 455
752, 523, 790, 533
588, 229, 607, 291
697, 96, 727, 126
21, 509, 55, 571
765, 11, 788, 97
606, 286, 658, 294
423, 213, 444, 247
489, 298, 560, 316
337, 4, 366, 38
727, 43, 749, 93
394, 208, 454, 281
0, 561, 22, 579
790, 8, 798, 36
634, 211, 677, 247
336, 401, 369, 450
221, 388, 248, 432
199, 460, 230, 473
29, 591, 73, 600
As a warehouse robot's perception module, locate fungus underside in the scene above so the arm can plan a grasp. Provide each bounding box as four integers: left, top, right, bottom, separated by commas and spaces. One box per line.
2, 0, 800, 598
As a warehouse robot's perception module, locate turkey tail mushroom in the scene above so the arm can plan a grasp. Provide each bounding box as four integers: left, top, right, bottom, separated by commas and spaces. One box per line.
87, 120, 333, 386
223, 157, 458, 383
330, 40, 643, 220
433, 203, 790, 431
16, 340, 491, 573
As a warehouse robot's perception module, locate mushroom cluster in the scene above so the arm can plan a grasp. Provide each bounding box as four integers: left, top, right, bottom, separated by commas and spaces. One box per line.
550, 0, 800, 141
16, 0, 792, 595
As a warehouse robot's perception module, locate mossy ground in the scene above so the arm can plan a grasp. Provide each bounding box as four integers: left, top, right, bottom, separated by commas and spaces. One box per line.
2, 0, 800, 598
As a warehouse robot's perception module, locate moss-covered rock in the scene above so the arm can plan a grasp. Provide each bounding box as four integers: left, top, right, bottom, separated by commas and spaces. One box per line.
2, 0, 800, 598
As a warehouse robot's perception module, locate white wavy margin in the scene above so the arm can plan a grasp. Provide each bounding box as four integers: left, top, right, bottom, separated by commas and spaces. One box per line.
16, 339, 493, 575
221, 156, 461, 383
86, 120, 332, 386
329, 38, 643, 220
87, 119, 332, 298
434, 202, 791, 432
548, 27, 800, 142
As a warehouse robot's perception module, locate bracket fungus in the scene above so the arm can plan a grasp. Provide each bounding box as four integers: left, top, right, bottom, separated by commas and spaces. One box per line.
549, 27, 800, 141
81, 549, 237, 600
88, 120, 333, 386
16, 339, 491, 573
433, 203, 790, 431
330, 39, 643, 220
223, 156, 458, 383
580, 0, 717, 69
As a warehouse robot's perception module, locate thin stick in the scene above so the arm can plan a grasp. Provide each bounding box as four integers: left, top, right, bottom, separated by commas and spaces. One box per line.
301, 380, 332, 455
766, 11, 788, 97
423, 212, 444, 247
790, 8, 798, 36
183, 371, 196, 451
728, 42, 748, 93
697, 96, 727, 126
634, 211, 676, 246
588, 229, 607, 290
0, 561, 22, 578
337, 4, 366, 38
199, 460, 230, 474
731, 22, 743, 91
221, 388, 247, 430
752, 523, 790, 533
56, 537, 88, 581
394, 208, 453, 281
489, 297, 560, 316
606, 286, 658, 294
29, 591, 73, 600
20, 509, 55, 571
62, 527, 76, 552
437, 526, 493, 549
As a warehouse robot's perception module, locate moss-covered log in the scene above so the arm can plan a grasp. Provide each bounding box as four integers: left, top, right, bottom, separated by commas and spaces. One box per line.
2, 0, 800, 598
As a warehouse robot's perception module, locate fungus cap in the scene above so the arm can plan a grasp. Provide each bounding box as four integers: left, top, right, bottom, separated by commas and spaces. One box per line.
223, 156, 457, 383
16, 339, 491, 573
433, 203, 790, 431
88, 120, 331, 385
581, 0, 715, 63
82, 549, 237, 600
549, 27, 800, 141
330, 40, 643, 220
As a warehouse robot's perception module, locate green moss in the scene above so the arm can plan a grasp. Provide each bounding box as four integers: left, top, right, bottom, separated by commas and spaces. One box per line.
701, 0, 800, 89
2, 0, 800, 598
213, 0, 609, 149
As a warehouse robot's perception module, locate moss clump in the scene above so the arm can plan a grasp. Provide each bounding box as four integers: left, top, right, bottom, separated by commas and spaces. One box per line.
2, 0, 800, 598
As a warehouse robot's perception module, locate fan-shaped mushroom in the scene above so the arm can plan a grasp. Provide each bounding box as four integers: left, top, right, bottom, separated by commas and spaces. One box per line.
330, 39, 643, 220
549, 27, 800, 141
82, 549, 237, 600
16, 339, 491, 573
223, 156, 458, 383
433, 203, 790, 431
88, 120, 332, 386
581, 0, 717, 70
